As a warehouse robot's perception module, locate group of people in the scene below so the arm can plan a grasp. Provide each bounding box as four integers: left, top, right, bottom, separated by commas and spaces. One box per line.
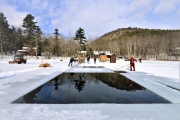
68, 55, 141, 71
68, 55, 97, 67
87, 55, 97, 64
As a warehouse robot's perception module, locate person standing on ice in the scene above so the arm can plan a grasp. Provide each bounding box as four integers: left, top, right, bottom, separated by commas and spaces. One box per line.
68, 57, 74, 67
130, 56, 137, 71
87, 55, 90, 64
94, 55, 96, 64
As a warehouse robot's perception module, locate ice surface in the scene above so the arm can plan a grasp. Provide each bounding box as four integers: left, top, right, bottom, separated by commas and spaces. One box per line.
0, 58, 180, 120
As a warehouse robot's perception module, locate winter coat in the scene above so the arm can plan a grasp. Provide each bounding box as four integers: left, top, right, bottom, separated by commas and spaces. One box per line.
70, 58, 74, 63
130, 58, 137, 64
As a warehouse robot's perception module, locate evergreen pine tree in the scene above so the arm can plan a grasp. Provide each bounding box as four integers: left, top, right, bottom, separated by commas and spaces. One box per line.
22, 14, 38, 55
0, 12, 10, 55
74, 27, 87, 51
35, 26, 42, 56
53, 28, 60, 41
53, 28, 60, 56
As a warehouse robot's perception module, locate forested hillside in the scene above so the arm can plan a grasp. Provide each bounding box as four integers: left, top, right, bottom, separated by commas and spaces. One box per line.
88, 27, 180, 60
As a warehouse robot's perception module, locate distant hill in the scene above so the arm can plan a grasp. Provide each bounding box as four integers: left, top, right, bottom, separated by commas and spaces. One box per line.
88, 27, 180, 60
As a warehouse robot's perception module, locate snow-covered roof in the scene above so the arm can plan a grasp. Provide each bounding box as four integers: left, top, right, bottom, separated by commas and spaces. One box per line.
22, 47, 28, 50
17, 50, 27, 52
93, 51, 99, 55
77, 51, 87, 53
22, 47, 37, 50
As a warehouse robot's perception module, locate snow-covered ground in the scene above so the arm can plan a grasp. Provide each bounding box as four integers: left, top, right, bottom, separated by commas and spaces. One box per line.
0, 57, 180, 120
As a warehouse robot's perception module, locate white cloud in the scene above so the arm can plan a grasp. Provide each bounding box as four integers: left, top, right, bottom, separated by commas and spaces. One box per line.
30, 0, 49, 12
34, 16, 44, 27
1, 0, 180, 37
153, 0, 179, 15
49, 0, 157, 36
0, 1, 27, 27
50, 0, 127, 36
51, 19, 62, 27
127, 0, 154, 16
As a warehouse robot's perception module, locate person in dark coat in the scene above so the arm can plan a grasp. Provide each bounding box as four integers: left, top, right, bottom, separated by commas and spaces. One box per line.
139, 58, 142, 63
94, 55, 96, 64
68, 57, 74, 67
130, 56, 137, 71
87, 55, 90, 64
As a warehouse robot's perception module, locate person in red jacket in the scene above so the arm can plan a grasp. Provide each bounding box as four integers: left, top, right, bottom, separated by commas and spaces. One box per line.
130, 56, 137, 71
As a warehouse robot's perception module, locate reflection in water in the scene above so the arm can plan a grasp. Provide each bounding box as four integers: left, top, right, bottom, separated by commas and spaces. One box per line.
71, 73, 86, 92
54, 77, 59, 90
50, 76, 64, 90
70, 73, 86, 92
22, 86, 42, 103
74, 80, 85, 92
92, 73, 146, 92
13, 73, 171, 104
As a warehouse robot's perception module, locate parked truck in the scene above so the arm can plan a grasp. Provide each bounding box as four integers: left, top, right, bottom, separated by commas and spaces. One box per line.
9, 55, 27, 64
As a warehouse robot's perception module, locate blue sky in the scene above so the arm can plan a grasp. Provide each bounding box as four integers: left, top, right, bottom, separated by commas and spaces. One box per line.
0, 0, 180, 38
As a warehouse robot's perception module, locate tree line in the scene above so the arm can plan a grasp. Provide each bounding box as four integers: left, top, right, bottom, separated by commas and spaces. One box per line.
0, 12, 91, 58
